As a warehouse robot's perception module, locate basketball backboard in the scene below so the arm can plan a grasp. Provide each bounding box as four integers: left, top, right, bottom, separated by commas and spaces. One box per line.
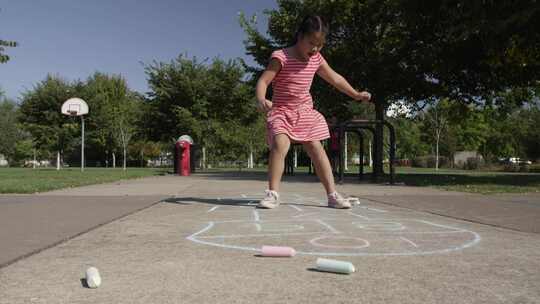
61, 98, 89, 116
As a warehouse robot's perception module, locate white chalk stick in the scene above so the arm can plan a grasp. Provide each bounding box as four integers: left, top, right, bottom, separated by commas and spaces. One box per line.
261, 246, 296, 257
347, 197, 361, 205
316, 258, 355, 274
85, 267, 101, 288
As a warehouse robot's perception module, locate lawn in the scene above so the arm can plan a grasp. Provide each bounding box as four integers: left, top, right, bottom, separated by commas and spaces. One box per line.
395, 167, 540, 194
238, 165, 540, 194
346, 166, 540, 194
0, 168, 168, 194
200, 165, 540, 194
1, 166, 539, 195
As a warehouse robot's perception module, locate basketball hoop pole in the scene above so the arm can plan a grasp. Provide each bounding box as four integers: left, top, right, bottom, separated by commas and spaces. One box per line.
81, 115, 85, 172
62, 98, 88, 172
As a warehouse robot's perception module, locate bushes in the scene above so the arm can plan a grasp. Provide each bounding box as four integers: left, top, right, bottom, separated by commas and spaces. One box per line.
503, 163, 532, 172
411, 155, 490, 170
530, 163, 540, 173
412, 156, 428, 168
519, 164, 530, 172
396, 159, 412, 166
412, 155, 450, 168
464, 157, 484, 170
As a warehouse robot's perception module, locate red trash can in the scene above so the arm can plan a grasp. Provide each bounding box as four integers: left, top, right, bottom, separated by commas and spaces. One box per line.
175, 135, 194, 176
179, 140, 191, 176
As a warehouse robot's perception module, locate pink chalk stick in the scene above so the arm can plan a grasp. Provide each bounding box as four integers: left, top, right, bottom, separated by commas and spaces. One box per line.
261, 246, 296, 257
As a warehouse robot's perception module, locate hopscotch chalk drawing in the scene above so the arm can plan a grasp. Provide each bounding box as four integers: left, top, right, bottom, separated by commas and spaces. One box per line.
186, 193, 480, 256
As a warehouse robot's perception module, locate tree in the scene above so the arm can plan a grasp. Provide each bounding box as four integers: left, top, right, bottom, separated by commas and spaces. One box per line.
0, 9, 18, 64
239, 0, 540, 175
478, 88, 539, 162
420, 99, 451, 170
81, 72, 140, 168
392, 116, 429, 160
17, 72, 146, 169
505, 99, 540, 161
129, 140, 161, 167
239, 1, 441, 175
399, 0, 540, 101
0, 96, 24, 164
110, 91, 141, 170
450, 107, 489, 153
0, 39, 17, 64
480, 106, 519, 162
144, 55, 259, 167
18, 75, 81, 168
12, 139, 34, 167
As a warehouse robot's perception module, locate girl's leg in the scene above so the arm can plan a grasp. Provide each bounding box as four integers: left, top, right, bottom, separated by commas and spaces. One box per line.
302, 140, 336, 194
268, 134, 291, 192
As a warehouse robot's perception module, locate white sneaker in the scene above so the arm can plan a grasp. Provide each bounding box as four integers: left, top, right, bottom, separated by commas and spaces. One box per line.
257, 190, 280, 209
327, 191, 352, 209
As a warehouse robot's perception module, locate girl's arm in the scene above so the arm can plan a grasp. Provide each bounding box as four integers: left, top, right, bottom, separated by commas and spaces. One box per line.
317, 61, 371, 102
256, 58, 282, 112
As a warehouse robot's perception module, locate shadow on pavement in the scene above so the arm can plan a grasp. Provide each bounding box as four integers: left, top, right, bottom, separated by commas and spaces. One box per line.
163, 197, 254, 207
187, 171, 385, 185
162, 196, 329, 209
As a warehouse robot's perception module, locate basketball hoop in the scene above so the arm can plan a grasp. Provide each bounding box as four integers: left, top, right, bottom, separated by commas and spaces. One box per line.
61, 98, 88, 116
61, 97, 89, 172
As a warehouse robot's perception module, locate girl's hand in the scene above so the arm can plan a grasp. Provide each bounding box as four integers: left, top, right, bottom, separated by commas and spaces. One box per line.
354, 91, 372, 102
257, 99, 273, 112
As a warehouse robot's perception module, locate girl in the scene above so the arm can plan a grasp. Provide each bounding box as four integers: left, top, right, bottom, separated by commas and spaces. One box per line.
256, 15, 371, 209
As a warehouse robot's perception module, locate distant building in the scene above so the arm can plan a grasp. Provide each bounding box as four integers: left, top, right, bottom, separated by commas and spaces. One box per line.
454, 151, 483, 168
0, 154, 8, 167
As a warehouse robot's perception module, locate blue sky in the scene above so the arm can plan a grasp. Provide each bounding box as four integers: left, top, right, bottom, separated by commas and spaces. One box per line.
0, 1, 277, 100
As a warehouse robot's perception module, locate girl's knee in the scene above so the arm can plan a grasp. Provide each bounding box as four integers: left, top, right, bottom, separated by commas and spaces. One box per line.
271, 134, 291, 154
303, 140, 322, 151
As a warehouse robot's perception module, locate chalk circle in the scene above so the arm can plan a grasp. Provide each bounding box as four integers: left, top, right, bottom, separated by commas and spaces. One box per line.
310, 236, 370, 249
353, 221, 405, 231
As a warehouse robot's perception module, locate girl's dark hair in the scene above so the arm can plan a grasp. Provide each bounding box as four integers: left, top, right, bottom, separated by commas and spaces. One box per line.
294, 15, 329, 43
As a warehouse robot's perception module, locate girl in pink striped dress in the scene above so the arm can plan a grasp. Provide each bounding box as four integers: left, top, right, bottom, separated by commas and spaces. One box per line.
256, 15, 372, 209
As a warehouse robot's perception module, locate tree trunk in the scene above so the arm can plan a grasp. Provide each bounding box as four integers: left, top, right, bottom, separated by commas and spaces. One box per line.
202, 146, 206, 170
112, 152, 116, 168
248, 146, 254, 169
123, 146, 127, 171
368, 140, 373, 167
435, 132, 440, 171
56, 151, 60, 171
374, 100, 386, 179
294, 147, 298, 168
344, 133, 348, 171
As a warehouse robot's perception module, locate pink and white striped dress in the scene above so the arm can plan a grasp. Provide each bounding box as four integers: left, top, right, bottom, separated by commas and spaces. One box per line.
266, 48, 330, 146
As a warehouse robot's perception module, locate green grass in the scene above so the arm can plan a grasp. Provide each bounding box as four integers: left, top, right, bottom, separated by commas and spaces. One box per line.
232, 165, 540, 194
0, 167, 168, 194
2, 165, 539, 195
342, 166, 540, 194
394, 167, 540, 194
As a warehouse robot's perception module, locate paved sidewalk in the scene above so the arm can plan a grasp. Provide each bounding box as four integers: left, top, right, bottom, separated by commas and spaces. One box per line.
363, 193, 540, 233
0, 195, 164, 267
0, 175, 198, 267
0, 172, 539, 303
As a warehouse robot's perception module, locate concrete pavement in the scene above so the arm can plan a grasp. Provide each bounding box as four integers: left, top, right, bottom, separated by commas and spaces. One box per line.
1, 172, 539, 303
